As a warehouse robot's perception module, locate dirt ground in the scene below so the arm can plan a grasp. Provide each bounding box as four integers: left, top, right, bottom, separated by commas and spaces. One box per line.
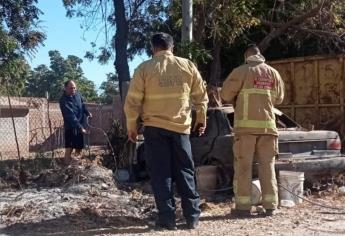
1, 160, 345, 236
2, 189, 345, 236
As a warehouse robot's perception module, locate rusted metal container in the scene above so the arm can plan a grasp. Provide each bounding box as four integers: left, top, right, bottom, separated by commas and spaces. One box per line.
267, 53, 345, 151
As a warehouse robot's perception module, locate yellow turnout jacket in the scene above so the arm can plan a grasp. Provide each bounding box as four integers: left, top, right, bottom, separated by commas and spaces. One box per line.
124, 50, 208, 134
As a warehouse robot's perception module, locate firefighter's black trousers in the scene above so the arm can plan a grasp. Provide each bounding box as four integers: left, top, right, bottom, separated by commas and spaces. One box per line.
144, 126, 201, 224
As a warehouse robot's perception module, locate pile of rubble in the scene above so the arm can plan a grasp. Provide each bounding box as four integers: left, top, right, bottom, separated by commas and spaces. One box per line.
0, 159, 155, 235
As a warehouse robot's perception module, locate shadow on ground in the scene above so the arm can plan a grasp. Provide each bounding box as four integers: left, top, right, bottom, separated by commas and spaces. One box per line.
0, 210, 152, 236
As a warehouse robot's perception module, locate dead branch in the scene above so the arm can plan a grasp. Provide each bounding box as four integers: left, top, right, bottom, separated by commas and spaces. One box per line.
260, 20, 341, 37
259, 1, 329, 52
129, 0, 147, 20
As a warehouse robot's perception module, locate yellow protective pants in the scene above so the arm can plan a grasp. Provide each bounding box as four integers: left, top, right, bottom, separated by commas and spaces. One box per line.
233, 134, 278, 210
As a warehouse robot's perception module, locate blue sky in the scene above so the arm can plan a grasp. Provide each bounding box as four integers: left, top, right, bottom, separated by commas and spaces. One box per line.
28, 1, 148, 90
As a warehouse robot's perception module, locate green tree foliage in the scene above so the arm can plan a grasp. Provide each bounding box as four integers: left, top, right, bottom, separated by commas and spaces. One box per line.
60, 0, 345, 87
209, 0, 345, 77
99, 73, 119, 104
175, 41, 212, 65
254, 0, 345, 58
134, 0, 259, 84
24, 50, 98, 102
0, 28, 30, 95
0, 0, 45, 95
61, 0, 169, 99
0, 0, 46, 52
150, 0, 345, 83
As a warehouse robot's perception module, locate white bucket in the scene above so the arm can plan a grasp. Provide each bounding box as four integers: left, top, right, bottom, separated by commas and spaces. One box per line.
279, 171, 304, 206
251, 179, 262, 205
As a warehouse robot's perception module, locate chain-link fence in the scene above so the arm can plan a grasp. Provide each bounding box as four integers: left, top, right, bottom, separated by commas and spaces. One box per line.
0, 95, 123, 161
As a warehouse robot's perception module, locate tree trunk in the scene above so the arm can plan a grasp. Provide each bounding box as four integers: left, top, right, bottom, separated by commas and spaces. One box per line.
182, 0, 193, 42
209, 43, 221, 86
193, 2, 205, 43
113, 0, 130, 100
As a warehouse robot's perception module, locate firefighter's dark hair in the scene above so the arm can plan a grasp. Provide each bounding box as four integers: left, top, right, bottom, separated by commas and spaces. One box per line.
151, 33, 174, 50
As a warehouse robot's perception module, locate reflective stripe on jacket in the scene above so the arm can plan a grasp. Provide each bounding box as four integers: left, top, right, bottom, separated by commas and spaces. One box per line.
220, 54, 285, 136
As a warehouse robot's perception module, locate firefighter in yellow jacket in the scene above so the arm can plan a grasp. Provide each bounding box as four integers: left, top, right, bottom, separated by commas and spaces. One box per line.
124, 33, 208, 230
221, 44, 284, 217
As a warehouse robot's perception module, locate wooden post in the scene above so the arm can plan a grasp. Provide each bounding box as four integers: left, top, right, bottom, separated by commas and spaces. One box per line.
315, 60, 320, 128
46, 92, 55, 159
340, 56, 344, 113
291, 62, 295, 120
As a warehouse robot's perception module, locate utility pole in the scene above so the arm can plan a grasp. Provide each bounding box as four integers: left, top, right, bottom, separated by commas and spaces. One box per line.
182, 0, 193, 42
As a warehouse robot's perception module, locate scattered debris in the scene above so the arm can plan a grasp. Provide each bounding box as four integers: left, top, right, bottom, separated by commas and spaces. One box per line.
1, 157, 345, 235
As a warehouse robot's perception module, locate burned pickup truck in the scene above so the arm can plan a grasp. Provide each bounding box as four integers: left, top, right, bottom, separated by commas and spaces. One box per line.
191, 106, 345, 185
129, 106, 345, 186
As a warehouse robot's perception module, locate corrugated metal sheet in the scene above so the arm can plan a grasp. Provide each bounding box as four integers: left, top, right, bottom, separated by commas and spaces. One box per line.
269, 54, 345, 129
